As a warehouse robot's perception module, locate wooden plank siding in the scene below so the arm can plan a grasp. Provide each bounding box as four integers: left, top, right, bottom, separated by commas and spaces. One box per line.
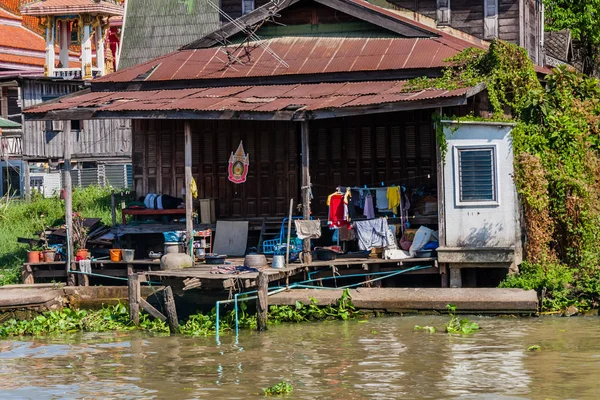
20, 79, 132, 162
448, 0, 484, 38
131, 111, 437, 219
309, 110, 436, 216
384, 0, 523, 46
388, 0, 437, 20
132, 120, 298, 218
498, 0, 520, 44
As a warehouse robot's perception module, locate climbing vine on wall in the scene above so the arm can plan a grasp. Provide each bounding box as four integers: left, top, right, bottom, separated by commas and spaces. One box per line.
419, 40, 600, 310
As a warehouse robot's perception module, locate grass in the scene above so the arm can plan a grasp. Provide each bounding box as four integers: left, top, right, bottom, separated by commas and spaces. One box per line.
0, 186, 114, 285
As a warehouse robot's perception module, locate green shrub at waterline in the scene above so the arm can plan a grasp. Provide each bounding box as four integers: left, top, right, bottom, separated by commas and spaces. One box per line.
500, 262, 600, 312
0, 303, 169, 337
0, 290, 360, 338
0, 186, 114, 285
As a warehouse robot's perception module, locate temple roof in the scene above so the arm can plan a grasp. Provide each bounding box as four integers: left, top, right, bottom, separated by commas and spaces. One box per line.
21, 0, 123, 17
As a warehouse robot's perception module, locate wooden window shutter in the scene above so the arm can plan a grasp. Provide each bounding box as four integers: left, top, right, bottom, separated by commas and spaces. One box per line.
484, 0, 499, 39
437, 0, 450, 26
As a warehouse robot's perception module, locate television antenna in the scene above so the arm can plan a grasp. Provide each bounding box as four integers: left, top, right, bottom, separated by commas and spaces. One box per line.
206, 0, 289, 68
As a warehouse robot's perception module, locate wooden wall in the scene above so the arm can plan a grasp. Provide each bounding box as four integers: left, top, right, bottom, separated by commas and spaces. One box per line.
132, 119, 298, 218
309, 110, 437, 216
385, 0, 542, 64
132, 110, 437, 219
20, 79, 132, 162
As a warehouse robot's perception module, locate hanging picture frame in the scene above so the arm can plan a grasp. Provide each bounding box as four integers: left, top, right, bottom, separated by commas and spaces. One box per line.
228, 141, 249, 184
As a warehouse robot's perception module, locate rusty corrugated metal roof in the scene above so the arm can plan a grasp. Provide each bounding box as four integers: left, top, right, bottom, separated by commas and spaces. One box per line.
97, 35, 473, 84
25, 80, 477, 118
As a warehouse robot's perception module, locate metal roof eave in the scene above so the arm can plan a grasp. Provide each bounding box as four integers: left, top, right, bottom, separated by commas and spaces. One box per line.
23, 92, 482, 123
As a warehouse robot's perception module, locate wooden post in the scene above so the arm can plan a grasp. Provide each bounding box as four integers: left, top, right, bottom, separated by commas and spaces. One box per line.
435, 108, 447, 252
63, 121, 75, 286
163, 286, 179, 334
21, 264, 34, 285
23, 162, 31, 201
371, 265, 382, 288
449, 267, 462, 288
300, 121, 312, 265
184, 121, 194, 257
128, 273, 140, 325
285, 198, 293, 267
256, 270, 268, 331
111, 190, 117, 227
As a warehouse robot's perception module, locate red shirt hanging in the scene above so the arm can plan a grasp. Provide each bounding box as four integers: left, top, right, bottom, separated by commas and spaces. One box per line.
328, 193, 348, 228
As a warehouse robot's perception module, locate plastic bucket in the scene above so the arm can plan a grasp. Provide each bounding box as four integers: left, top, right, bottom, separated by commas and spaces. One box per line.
122, 249, 135, 262
109, 249, 122, 262
272, 255, 285, 269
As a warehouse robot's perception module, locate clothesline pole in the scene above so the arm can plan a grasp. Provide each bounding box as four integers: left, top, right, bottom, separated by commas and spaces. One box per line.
300, 120, 312, 264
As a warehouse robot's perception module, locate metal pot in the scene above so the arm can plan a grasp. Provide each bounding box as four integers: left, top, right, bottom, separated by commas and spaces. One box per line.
244, 254, 267, 268
164, 242, 182, 254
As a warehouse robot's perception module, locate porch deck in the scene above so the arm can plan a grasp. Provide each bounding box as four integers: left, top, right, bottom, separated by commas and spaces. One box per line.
142, 256, 440, 291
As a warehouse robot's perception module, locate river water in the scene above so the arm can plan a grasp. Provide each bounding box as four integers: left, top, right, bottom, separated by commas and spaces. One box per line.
0, 315, 598, 399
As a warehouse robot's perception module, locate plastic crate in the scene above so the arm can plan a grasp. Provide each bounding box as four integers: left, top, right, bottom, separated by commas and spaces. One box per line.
262, 237, 303, 255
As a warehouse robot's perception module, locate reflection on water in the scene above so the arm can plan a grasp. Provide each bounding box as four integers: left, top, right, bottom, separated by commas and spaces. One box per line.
0, 316, 599, 399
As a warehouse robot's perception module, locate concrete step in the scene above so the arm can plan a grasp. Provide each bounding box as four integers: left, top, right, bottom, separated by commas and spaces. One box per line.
269, 288, 539, 314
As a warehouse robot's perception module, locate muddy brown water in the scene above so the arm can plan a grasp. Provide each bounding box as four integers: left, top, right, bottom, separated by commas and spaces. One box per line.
0, 315, 599, 399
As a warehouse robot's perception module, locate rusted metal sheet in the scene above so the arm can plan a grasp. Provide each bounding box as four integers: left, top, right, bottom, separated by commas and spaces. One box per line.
97, 35, 473, 84
25, 80, 477, 119
26, 81, 478, 119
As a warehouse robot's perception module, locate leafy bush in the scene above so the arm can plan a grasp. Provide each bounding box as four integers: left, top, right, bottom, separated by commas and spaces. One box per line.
500, 262, 600, 311
0, 186, 113, 285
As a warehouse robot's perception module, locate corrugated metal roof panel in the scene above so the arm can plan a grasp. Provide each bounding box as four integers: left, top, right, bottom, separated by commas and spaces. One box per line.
118, 0, 219, 69
25, 80, 479, 117
99, 34, 481, 84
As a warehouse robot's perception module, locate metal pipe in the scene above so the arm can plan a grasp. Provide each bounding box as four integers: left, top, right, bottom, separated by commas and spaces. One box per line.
226, 265, 430, 342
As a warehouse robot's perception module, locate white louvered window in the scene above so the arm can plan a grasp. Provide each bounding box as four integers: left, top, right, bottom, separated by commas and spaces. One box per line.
454, 146, 498, 205
484, 0, 498, 39
437, 0, 451, 26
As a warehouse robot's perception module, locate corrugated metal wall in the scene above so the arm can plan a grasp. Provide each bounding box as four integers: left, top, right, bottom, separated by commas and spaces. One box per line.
21, 80, 132, 161
119, 0, 220, 69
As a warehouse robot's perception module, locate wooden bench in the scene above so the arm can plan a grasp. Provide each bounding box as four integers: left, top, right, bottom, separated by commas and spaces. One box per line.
121, 208, 186, 225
